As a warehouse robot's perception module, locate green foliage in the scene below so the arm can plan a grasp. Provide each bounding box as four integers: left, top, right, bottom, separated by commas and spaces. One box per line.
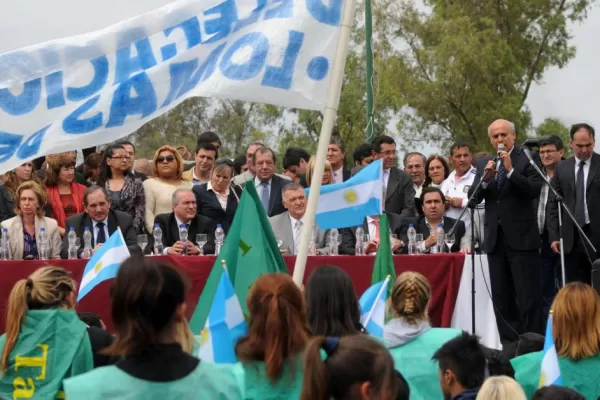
535, 117, 572, 156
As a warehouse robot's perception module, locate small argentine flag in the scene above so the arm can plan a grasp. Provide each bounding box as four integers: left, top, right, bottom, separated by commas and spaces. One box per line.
77, 229, 130, 301
307, 159, 383, 229
359, 275, 391, 338
197, 263, 247, 364
539, 313, 562, 387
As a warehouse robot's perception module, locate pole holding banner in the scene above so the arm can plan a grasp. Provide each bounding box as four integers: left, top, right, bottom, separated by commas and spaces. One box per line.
292, 0, 357, 286
365, 0, 375, 144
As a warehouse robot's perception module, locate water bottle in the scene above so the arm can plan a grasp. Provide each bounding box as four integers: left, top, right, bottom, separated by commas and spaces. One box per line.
38, 228, 49, 260
179, 224, 189, 256
436, 224, 445, 253
355, 227, 364, 256
67, 227, 77, 259
153, 224, 163, 255
407, 224, 417, 255
82, 227, 93, 259
215, 224, 225, 255
1, 228, 11, 260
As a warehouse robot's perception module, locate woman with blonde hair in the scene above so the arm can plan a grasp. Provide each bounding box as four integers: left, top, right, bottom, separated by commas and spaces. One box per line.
512, 282, 600, 398
384, 271, 461, 399
305, 156, 334, 186
0, 161, 42, 222
475, 376, 526, 400
143, 145, 192, 232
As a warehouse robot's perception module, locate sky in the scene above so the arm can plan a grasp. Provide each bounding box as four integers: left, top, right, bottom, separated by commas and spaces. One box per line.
1, 0, 599, 152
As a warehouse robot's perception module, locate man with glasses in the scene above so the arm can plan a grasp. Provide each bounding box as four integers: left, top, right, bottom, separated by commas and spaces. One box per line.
182, 143, 217, 185
233, 142, 291, 186
117, 140, 147, 181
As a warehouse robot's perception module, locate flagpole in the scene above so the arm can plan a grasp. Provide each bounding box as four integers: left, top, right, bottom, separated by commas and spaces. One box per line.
363, 275, 390, 327
292, 0, 357, 286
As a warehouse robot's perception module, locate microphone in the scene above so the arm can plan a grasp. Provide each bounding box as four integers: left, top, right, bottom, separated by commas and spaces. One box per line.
229, 182, 241, 203
495, 143, 505, 171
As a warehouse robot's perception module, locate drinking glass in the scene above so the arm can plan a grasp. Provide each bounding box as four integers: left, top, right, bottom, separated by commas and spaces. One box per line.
137, 234, 148, 254
415, 234, 424, 254
196, 234, 207, 256
274, 234, 283, 250
444, 233, 455, 252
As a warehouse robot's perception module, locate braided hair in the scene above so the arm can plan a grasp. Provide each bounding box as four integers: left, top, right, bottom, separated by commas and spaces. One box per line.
389, 272, 431, 325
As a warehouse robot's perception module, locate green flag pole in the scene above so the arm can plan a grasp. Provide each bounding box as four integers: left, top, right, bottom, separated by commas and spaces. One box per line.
365, 0, 374, 144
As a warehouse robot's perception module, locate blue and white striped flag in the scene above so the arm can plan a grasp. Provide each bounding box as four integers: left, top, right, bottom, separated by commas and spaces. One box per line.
539, 314, 562, 387
77, 229, 130, 301
359, 275, 391, 338
197, 265, 247, 364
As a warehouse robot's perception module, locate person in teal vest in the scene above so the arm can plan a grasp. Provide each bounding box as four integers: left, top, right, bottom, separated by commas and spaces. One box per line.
64, 257, 244, 399
0, 266, 113, 400
512, 282, 600, 399
235, 273, 310, 400
384, 271, 462, 399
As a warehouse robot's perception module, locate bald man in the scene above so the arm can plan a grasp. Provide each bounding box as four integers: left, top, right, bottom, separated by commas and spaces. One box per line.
468, 119, 544, 344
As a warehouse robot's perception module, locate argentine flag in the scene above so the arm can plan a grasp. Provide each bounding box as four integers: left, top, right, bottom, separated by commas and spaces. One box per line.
307, 159, 383, 229
539, 314, 562, 387
77, 229, 130, 301
359, 275, 391, 338
197, 266, 247, 364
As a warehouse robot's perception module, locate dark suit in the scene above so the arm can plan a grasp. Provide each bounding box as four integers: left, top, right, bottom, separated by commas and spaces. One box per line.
154, 212, 216, 255
469, 146, 544, 341
132, 171, 148, 182
60, 210, 141, 259
340, 212, 404, 255
398, 216, 467, 253
254, 175, 287, 218
193, 183, 240, 233
548, 153, 600, 283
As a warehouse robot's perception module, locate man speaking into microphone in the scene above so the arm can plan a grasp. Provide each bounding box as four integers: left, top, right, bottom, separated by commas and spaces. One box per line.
468, 119, 544, 343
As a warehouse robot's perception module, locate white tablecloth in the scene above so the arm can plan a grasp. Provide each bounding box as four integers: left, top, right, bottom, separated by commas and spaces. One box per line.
450, 255, 501, 349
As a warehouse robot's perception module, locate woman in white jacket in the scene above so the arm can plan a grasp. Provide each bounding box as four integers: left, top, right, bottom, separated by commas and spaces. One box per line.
0, 181, 61, 260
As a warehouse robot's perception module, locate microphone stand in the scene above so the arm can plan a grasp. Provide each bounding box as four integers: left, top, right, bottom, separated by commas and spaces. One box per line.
522, 147, 597, 286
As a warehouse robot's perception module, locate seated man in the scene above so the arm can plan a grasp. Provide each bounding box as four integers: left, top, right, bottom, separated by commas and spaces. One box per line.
339, 212, 404, 255
399, 187, 470, 253
154, 188, 216, 255
269, 183, 329, 255
60, 186, 140, 258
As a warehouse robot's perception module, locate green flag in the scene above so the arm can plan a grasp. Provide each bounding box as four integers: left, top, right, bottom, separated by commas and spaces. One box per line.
189, 182, 288, 333
371, 213, 396, 293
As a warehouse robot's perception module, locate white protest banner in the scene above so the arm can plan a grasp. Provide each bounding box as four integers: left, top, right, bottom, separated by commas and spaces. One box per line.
0, 0, 343, 173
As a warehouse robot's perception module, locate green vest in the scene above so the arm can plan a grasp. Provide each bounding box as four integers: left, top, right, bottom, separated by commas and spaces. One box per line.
64, 361, 245, 399
239, 357, 304, 400
0, 310, 94, 400
388, 328, 462, 400
512, 350, 600, 399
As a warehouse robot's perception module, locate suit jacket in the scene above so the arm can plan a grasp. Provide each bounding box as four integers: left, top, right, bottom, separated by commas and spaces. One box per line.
0, 186, 15, 223
60, 210, 141, 259
1, 216, 62, 260
468, 146, 542, 253
548, 153, 600, 254
340, 212, 404, 255
193, 183, 240, 234
250, 175, 288, 218
269, 211, 329, 255
132, 171, 148, 182
154, 212, 216, 255
398, 215, 470, 253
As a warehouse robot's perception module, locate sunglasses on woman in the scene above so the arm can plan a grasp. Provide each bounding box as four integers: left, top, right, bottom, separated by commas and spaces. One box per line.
156, 155, 176, 163
215, 158, 234, 167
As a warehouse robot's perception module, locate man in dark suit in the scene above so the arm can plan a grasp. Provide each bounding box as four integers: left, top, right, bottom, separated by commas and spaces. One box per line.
548, 123, 600, 284
117, 140, 148, 181
60, 186, 140, 259
252, 147, 287, 217
155, 188, 216, 255
468, 119, 544, 343
328, 136, 351, 183
340, 212, 404, 255
398, 187, 470, 253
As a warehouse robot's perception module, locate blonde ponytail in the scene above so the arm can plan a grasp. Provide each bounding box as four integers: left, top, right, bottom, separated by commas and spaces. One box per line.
1, 280, 29, 371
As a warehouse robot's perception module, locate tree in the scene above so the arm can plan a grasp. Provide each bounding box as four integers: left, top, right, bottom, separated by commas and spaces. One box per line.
535, 117, 572, 155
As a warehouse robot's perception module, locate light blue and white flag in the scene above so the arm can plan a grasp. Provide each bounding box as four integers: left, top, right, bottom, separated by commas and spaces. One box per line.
77, 229, 130, 301
539, 314, 562, 387
359, 275, 391, 338
307, 159, 383, 229
197, 265, 247, 364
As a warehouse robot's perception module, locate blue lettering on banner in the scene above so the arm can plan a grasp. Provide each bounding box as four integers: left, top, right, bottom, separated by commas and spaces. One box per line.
0, 126, 49, 162
233, 0, 266, 33
306, 0, 343, 26
220, 32, 268, 80
262, 30, 304, 90
107, 72, 157, 127
161, 17, 202, 61
0, 132, 24, 162
16, 126, 48, 159
265, 0, 293, 20
0, 79, 41, 116
67, 56, 109, 101
63, 95, 102, 134
203, 0, 238, 44
45, 72, 66, 109
115, 32, 157, 84
307, 56, 328, 81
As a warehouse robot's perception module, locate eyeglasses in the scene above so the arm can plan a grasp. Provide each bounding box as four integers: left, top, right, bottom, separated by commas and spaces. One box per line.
110, 155, 131, 160
216, 158, 234, 167
157, 155, 176, 163
379, 150, 398, 156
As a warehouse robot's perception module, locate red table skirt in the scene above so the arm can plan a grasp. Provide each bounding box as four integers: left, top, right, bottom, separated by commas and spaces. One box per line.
0, 254, 465, 333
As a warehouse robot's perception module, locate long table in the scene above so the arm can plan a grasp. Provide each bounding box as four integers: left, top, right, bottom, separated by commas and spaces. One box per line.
0, 254, 465, 333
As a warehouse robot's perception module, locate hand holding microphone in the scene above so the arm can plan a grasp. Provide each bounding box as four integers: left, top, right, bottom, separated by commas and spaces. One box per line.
483, 143, 504, 182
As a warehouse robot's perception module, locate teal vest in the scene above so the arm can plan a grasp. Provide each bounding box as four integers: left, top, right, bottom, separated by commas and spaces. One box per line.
388, 328, 462, 400
64, 361, 245, 399
239, 357, 304, 400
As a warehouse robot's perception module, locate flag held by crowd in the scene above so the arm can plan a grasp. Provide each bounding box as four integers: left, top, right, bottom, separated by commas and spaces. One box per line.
77, 229, 130, 301
539, 313, 562, 387
307, 159, 383, 229
370, 212, 396, 294
359, 275, 391, 338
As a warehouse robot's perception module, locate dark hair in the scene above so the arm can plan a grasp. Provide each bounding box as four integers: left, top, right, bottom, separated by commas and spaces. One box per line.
532, 386, 585, 400
252, 146, 277, 165
195, 142, 219, 159
301, 335, 398, 400
103, 257, 189, 357
78, 312, 104, 329
197, 131, 221, 147
569, 123, 595, 139
539, 135, 564, 151
431, 332, 486, 390
394, 371, 410, 400
423, 155, 450, 187
420, 186, 445, 204
329, 136, 346, 154
403, 152, 426, 168
450, 142, 470, 156
306, 266, 363, 336
283, 147, 310, 170
353, 143, 373, 165
116, 140, 135, 153
515, 332, 545, 356
482, 347, 515, 378
372, 135, 396, 154
233, 154, 247, 175
97, 144, 130, 187
83, 185, 109, 207
83, 153, 103, 180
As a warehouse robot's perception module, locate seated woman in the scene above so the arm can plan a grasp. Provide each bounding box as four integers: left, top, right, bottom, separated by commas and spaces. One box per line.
384, 272, 461, 399
64, 257, 243, 399
235, 273, 310, 399
306, 266, 364, 336
512, 282, 600, 398
1, 181, 62, 260
305, 156, 334, 186
0, 161, 42, 222
0, 266, 114, 399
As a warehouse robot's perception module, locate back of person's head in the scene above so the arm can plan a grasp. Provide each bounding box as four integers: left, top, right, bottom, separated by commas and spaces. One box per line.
552, 282, 600, 360
390, 272, 431, 325
475, 376, 526, 400
516, 332, 545, 356
233, 154, 247, 175
283, 147, 310, 170
432, 332, 486, 392
306, 266, 363, 336
532, 386, 585, 400
482, 348, 515, 378
104, 256, 189, 357
197, 131, 221, 147
236, 273, 310, 382
394, 371, 410, 400
301, 335, 398, 400
2, 266, 77, 371
77, 312, 105, 329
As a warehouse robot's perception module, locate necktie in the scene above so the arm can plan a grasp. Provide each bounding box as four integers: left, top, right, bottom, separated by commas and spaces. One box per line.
372, 217, 380, 240
96, 222, 106, 245
575, 161, 586, 226
260, 182, 269, 212
496, 161, 506, 188
294, 220, 303, 255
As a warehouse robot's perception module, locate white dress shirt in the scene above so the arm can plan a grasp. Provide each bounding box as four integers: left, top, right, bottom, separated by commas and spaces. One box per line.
414, 183, 424, 198
383, 169, 391, 193
574, 156, 591, 224
441, 166, 477, 227
333, 167, 344, 184
254, 176, 271, 198
93, 218, 109, 246
163, 215, 194, 254
207, 181, 229, 211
